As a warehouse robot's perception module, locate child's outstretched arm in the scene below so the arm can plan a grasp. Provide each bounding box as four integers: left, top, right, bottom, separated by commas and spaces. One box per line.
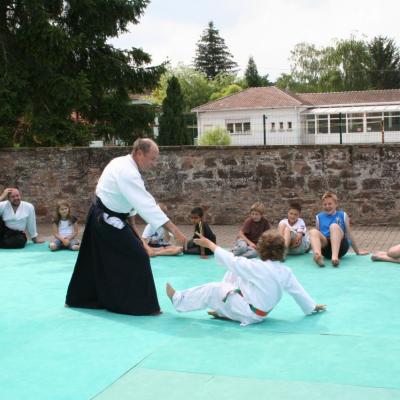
193, 233, 217, 253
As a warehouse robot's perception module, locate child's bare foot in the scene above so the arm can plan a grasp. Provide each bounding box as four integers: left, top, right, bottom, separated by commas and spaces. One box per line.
313, 253, 325, 267
166, 283, 175, 302
371, 251, 385, 261
207, 310, 231, 320
332, 258, 340, 267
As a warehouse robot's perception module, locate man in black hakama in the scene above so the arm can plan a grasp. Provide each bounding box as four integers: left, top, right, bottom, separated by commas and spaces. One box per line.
65, 139, 186, 315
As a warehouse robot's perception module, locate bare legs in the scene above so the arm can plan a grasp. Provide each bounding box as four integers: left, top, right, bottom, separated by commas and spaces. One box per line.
371, 244, 400, 264
309, 224, 343, 267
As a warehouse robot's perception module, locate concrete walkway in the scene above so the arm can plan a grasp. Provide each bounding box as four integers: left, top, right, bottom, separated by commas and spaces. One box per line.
38, 224, 400, 252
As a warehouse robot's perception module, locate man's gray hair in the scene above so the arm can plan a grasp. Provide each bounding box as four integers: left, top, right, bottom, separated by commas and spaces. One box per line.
132, 138, 157, 154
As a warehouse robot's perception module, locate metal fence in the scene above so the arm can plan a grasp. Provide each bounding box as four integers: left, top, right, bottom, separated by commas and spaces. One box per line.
193, 110, 400, 146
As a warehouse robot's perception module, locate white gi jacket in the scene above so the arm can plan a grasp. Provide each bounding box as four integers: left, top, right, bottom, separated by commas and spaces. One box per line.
96, 154, 168, 230
215, 247, 316, 315
0, 200, 38, 238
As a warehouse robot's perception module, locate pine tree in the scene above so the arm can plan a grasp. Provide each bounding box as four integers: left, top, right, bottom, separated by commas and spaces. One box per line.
244, 56, 271, 87
194, 21, 238, 79
0, 0, 164, 147
158, 77, 190, 145
368, 36, 400, 89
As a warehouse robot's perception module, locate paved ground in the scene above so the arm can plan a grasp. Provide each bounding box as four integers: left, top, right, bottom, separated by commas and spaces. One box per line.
38, 223, 400, 252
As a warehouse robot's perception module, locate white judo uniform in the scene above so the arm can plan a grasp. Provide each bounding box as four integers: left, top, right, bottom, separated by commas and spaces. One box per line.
172, 247, 317, 326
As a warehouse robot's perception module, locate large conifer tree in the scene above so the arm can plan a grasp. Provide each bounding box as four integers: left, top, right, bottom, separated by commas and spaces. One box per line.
193, 21, 237, 79
158, 76, 190, 145
368, 36, 400, 89
0, 0, 164, 147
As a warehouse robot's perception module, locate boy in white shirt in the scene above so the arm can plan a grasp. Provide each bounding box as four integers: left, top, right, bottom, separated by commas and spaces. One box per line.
278, 201, 310, 255
166, 230, 326, 326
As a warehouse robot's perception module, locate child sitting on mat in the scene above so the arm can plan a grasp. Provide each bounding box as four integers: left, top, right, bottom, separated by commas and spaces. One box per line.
184, 207, 216, 256
278, 201, 310, 256
167, 230, 326, 326
309, 191, 368, 267
141, 203, 182, 256
371, 244, 400, 264
49, 200, 80, 251
232, 202, 270, 258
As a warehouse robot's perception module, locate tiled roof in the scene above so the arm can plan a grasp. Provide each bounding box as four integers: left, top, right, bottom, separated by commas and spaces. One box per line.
192, 87, 303, 112
192, 87, 400, 112
296, 89, 400, 106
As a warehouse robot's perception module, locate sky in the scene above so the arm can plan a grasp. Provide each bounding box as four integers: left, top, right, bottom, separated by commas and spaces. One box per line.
109, 0, 400, 81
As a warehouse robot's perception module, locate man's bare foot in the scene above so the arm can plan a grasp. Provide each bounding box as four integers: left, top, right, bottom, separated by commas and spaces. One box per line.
207, 310, 231, 320
313, 253, 325, 267
332, 258, 340, 267
166, 283, 175, 302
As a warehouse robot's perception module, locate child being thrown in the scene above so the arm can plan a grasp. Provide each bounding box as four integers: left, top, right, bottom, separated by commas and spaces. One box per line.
167, 230, 326, 326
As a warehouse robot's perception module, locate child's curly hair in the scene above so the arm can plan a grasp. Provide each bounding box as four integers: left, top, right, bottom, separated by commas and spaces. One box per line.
321, 191, 338, 203
257, 230, 285, 261
250, 202, 265, 215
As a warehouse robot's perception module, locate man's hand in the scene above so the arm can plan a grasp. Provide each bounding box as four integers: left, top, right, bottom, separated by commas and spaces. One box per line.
193, 232, 217, 253
0, 188, 13, 201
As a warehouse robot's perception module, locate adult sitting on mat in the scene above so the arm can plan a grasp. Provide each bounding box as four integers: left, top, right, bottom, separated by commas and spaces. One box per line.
0, 188, 44, 248
65, 138, 186, 316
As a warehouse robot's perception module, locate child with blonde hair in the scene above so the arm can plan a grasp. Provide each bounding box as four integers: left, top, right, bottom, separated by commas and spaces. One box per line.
309, 191, 368, 267
49, 201, 80, 251
232, 202, 270, 258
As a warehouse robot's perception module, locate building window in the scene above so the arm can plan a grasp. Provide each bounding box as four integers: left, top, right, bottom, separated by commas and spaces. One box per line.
271, 122, 276, 131
366, 112, 383, 132
347, 113, 364, 133
317, 114, 329, 134
330, 114, 343, 134
279, 122, 284, 130
287, 121, 292, 130
225, 119, 251, 134
384, 112, 400, 131
306, 115, 315, 134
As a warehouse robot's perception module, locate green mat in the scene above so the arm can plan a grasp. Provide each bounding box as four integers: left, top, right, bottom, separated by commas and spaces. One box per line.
0, 243, 399, 400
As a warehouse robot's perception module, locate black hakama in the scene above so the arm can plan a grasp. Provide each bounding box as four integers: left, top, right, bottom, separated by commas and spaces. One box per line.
65, 200, 160, 315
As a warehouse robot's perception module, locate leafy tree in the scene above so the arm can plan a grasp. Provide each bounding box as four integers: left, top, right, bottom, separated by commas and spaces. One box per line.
209, 84, 242, 101
151, 65, 214, 111
198, 126, 231, 145
0, 0, 164, 147
368, 36, 400, 89
194, 21, 238, 79
158, 76, 191, 145
244, 56, 271, 87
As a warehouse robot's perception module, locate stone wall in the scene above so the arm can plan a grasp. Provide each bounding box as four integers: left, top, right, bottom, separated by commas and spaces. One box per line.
0, 145, 399, 226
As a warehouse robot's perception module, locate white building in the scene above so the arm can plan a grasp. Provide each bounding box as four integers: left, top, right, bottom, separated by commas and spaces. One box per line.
192, 86, 400, 145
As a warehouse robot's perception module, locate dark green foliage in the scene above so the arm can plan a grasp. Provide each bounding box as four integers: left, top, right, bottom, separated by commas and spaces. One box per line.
368, 36, 400, 89
244, 56, 271, 87
158, 76, 191, 145
0, 0, 164, 147
194, 21, 238, 79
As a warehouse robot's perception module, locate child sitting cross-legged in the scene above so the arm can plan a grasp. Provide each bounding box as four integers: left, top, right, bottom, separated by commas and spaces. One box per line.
232, 202, 270, 259
183, 207, 216, 256
166, 230, 326, 326
141, 203, 183, 257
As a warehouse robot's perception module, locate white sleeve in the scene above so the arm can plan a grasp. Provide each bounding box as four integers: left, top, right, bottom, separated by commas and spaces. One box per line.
117, 172, 169, 231
0, 201, 6, 216
26, 204, 38, 239
142, 224, 153, 239
283, 268, 316, 315
214, 247, 261, 282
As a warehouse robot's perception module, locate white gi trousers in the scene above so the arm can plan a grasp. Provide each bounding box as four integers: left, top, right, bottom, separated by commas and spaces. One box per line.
172, 282, 264, 326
